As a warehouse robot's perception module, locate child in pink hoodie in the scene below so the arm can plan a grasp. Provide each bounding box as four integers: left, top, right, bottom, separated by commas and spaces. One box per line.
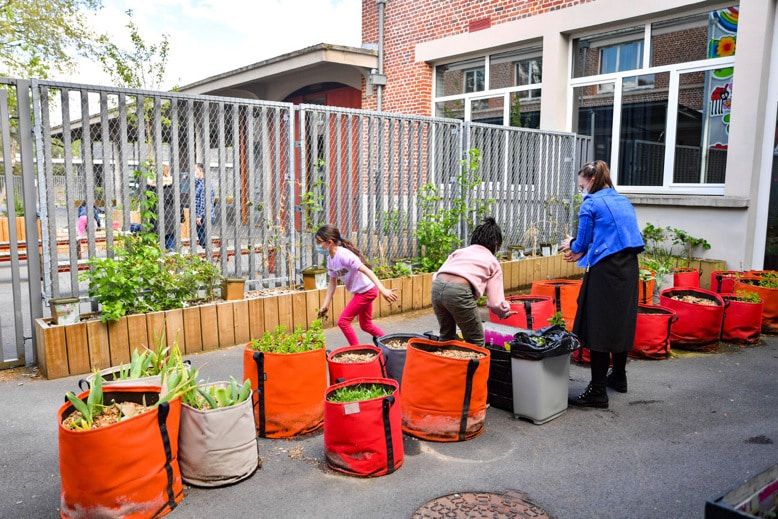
432, 217, 515, 345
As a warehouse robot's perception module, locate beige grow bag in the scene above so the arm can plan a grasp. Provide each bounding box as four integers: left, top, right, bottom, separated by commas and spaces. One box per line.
179, 382, 259, 487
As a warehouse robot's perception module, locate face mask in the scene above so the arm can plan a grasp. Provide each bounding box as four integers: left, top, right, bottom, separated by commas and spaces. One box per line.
315, 245, 327, 255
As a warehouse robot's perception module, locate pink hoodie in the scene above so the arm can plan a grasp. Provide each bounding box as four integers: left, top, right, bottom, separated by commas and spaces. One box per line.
434, 245, 512, 318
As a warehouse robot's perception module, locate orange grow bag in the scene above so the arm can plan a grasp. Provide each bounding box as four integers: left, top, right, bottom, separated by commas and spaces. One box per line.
638, 275, 655, 305
734, 278, 778, 333
58, 386, 183, 519
530, 279, 582, 331
401, 338, 490, 442
243, 346, 327, 438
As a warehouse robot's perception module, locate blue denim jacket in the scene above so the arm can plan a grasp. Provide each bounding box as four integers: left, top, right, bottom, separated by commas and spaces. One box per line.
571, 188, 644, 268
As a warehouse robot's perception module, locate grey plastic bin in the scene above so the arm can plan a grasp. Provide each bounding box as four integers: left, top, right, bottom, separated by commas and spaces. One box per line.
511, 353, 570, 424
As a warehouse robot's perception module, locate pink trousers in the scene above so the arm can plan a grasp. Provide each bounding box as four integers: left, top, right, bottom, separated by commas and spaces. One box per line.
338, 286, 385, 345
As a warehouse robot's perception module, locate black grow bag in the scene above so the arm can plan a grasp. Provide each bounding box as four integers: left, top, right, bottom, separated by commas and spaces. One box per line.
373, 333, 427, 385
485, 343, 512, 412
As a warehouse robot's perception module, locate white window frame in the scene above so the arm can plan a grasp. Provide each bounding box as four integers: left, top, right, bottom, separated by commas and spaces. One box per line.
463, 67, 486, 94
567, 14, 736, 195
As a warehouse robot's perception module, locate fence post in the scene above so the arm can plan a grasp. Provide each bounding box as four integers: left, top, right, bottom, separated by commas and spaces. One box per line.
17, 79, 44, 364
287, 106, 296, 285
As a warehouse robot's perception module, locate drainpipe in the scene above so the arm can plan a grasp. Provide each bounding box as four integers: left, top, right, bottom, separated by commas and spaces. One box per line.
376, 0, 386, 111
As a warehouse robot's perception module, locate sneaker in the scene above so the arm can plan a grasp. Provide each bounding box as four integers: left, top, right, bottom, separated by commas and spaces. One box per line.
569, 383, 609, 408
606, 370, 628, 393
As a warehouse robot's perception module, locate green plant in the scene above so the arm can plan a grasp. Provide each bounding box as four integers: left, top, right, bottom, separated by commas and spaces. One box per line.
415, 148, 493, 272
759, 272, 778, 289
327, 383, 393, 403
391, 260, 413, 278
183, 377, 252, 410
639, 268, 656, 282
382, 209, 409, 234
548, 311, 566, 327
669, 227, 711, 261
64, 371, 104, 430
733, 290, 762, 303
249, 319, 325, 354
300, 158, 326, 232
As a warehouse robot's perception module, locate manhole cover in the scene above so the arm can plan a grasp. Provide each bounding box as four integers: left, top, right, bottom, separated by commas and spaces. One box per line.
412, 490, 550, 519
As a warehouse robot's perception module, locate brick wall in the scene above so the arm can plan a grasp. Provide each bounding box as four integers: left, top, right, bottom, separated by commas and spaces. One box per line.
362, 0, 594, 115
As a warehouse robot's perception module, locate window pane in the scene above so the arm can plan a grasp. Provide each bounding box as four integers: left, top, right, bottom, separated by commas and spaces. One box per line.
471, 96, 504, 125
618, 41, 642, 71
573, 26, 644, 78
572, 83, 615, 163
435, 58, 485, 96
489, 49, 542, 89
674, 68, 732, 183
509, 90, 541, 129
650, 5, 738, 67
435, 99, 465, 120
618, 72, 670, 186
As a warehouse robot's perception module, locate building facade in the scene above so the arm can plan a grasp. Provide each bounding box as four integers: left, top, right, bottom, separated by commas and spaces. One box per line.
362, 0, 778, 270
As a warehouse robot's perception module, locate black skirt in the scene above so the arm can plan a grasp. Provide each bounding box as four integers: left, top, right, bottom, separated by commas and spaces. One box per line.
572, 249, 639, 353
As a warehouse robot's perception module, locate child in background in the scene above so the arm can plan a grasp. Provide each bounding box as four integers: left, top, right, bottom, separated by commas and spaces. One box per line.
316, 224, 397, 345
432, 217, 516, 346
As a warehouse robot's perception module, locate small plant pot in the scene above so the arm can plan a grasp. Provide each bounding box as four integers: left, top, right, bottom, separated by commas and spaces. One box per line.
540, 243, 553, 257
508, 245, 525, 261
630, 304, 677, 359
372, 333, 427, 385
324, 378, 403, 477
673, 267, 700, 288
222, 278, 245, 301
242, 346, 327, 438
50, 297, 81, 325
58, 386, 183, 518
179, 382, 259, 487
195, 285, 210, 301
401, 338, 490, 442
302, 266, 328, 291
327, 344, 385, 382
638, 270, 656, 305
660, 288, 724, 349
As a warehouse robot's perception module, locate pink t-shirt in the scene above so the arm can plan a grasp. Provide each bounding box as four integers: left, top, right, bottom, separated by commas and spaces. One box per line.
326, 246, 374, 294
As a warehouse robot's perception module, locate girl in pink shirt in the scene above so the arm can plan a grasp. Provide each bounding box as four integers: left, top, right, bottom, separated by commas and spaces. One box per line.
432, 217, 515, 345
316, 225, 397, 345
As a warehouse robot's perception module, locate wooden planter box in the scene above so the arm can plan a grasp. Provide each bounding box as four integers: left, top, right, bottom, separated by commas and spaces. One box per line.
34, 254, 580, 379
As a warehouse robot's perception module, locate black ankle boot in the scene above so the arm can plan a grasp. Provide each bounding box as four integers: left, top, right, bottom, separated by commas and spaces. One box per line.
606, 370, 628, 393
569, 383, 609, 408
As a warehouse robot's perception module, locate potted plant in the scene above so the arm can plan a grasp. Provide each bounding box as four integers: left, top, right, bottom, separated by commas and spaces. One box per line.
530, 279, 582, 332
631, 304, 677, 359
324, 378, 402, 477
638, 268, 656, 305
186, 257, 221, 302
78, 340, 182, 392
721, 290, 763, 344
50, 297, 81, 325
327, 344, 385, 382
222, 278, 246, 301
734, 272, 778, 333
302, 265, 328, 290
508, 244, 526, 261
660, 287, 725, 349
242, 320, 327, 438
179, 377, 259, 487
401, 338, 490, 442
58, 369, 193, 518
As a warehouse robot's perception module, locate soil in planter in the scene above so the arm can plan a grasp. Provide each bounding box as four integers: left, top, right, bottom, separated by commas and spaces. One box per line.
246, 287, 300, 299
429, 347, 486, 360
384, 338, 410, 350
332, 350, 378, 363
62, 402, 150, 431
670, 295, 718, 306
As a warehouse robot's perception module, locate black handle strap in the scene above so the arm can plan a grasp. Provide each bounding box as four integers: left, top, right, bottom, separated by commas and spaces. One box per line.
382, 395, 396, 474
252, 351, 267, 437
523, 300, 533, 329
78, 378, 90, 392
335, 378, 345, 384
378, 354, 388, 378
458, 359, 479, 441
155, 401, 177, 515
554, 285, 562, 313
641, 280, 648, 305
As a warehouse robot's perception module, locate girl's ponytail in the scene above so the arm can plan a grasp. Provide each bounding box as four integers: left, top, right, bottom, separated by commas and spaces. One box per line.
315, 224, 370, 267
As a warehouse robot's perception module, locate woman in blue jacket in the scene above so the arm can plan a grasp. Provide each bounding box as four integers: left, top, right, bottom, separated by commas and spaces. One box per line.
561, 161, 644, 408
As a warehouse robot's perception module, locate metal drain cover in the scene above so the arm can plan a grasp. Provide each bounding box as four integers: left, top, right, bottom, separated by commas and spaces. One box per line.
412, 490, 550, 519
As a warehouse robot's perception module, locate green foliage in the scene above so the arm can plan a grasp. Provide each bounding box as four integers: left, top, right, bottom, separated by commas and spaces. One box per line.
759, 272, 778, 289
669, 227, 711, 261
382, 209, 409, 234
0, 0, 101, 78
733, 290, 761, 304
639, 268, 656, 282
640, 223, 710, 278
327, 383, 394, 403
548, 311, 566, 327
415, 148, 493, 272
183, 377, 252, 410
300, 158, 325, 232
249, 319, 326, 354
64, 370, 104, 430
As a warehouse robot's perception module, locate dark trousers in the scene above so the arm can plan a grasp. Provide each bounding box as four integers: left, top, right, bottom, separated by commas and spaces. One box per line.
431, 279, 484, 346
590, 351, 628, 388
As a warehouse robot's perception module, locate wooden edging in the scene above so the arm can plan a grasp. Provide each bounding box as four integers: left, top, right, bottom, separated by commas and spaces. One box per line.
35, 254, 586, 379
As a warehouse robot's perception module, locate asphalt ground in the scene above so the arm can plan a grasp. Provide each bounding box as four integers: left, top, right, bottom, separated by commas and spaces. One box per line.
1, 309, 776, 519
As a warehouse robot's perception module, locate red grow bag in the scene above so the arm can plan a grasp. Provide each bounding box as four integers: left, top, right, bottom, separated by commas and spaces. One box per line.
489, 295, 554, 330
721, 295, 764, 344
660, 288, 724, 349
631, 305, 677, 359
734, 278, 778, 333
673, 268, 700, 288
711, 271, 740, 294
327, 345, 385, 383
324, 378, 403, 477
530, 279, 582, 331
58, 386, 183, 519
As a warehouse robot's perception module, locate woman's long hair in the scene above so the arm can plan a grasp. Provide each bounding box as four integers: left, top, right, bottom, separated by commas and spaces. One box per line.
315, 225, 370, 267
578, 160, 614, 193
